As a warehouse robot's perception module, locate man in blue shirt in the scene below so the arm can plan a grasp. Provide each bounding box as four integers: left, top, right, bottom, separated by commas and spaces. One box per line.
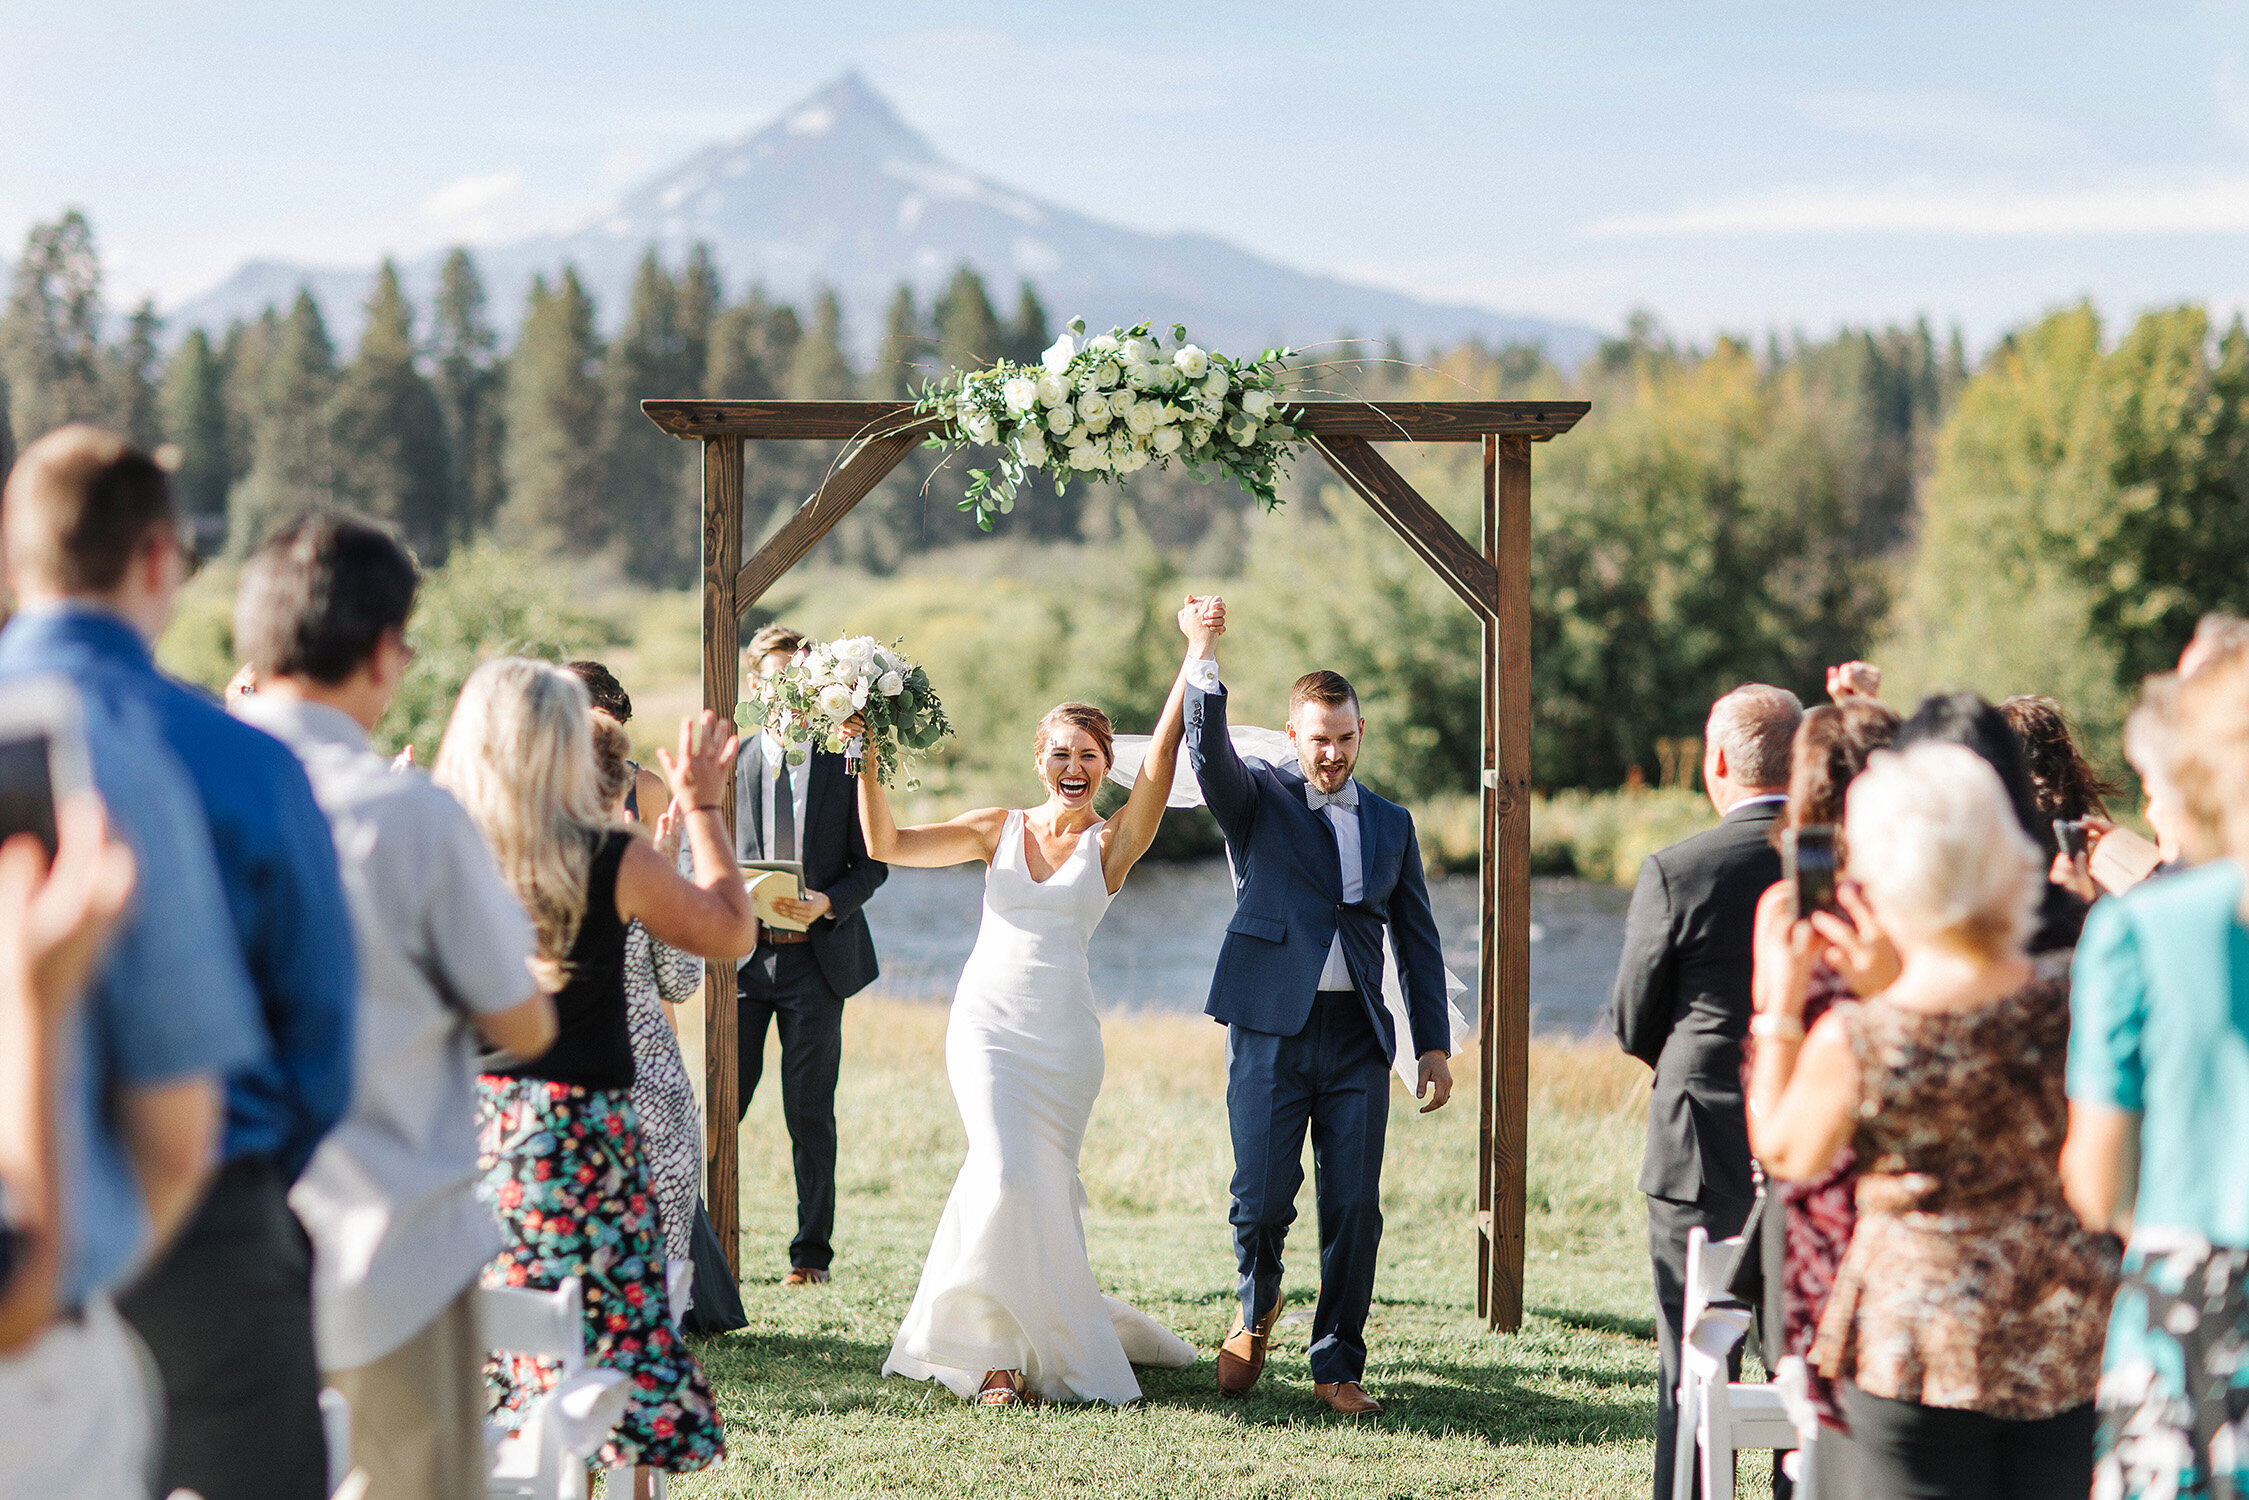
1, 426, 356, 1500
0, 427, 268, 1499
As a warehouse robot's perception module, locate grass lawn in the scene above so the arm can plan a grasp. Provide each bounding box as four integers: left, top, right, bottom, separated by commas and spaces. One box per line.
657, 999, 1754, 1499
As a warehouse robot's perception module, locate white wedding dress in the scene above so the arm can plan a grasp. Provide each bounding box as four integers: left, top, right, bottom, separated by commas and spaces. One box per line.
882, 810, 1197, 1403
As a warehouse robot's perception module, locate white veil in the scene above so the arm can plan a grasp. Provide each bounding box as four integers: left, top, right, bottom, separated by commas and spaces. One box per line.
1108, 731, 1477, 1090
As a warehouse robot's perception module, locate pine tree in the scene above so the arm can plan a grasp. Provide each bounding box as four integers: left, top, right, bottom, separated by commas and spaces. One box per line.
603, 250, 700, 583
499, 268, 607, 557
160, 329, 231, 527
106, 299, 164, 449
1004, 280, 1050, 366
229, 290, 338, 554
0, 210, 107, 443
704, 297, 774, 399
220, 311, 278, 491
431, 248, 506, 542
932, 265, 1002, 370
867, 284, 927, 399
785, 290, 855, 399
329, 261, 452, 560
677, 244, 721, 395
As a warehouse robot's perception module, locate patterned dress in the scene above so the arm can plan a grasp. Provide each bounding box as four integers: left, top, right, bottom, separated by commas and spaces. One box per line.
1811, 954, 2119, 1419
624, 844, 703, 1267
477, 830, 723, 1474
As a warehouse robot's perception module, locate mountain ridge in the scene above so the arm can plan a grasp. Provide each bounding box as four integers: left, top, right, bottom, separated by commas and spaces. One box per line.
169, 71, 1602, 366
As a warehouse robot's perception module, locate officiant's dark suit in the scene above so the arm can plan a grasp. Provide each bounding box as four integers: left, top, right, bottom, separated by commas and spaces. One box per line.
1611, 786, 1786, 1499
734, 729, 886, 1277
1186, 669, 1448, 1395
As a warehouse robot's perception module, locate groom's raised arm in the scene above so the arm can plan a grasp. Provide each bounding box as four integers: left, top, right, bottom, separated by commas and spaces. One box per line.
1181, 598, 1259, 844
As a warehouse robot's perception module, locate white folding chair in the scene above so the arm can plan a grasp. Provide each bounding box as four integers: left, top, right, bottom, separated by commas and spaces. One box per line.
1670, 1226, 1806, 1500
483, 1277, 630, 1500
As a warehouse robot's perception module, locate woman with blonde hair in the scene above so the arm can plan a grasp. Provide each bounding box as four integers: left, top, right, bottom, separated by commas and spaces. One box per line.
1747, 741, 2118, 1500
2064, 647, 2249, 1498
436, 658, 756, 1495
856, 600, 1219, 1407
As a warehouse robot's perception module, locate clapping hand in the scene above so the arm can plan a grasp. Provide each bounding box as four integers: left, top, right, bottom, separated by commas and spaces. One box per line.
1825, 661, 1881, 702
658, 711, 741, 811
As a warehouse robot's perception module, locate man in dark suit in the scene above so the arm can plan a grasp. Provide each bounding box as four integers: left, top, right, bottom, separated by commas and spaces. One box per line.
735, 624, 888, 1286
1610, 683, 1803, 1499
1182, 600, 1453, 1418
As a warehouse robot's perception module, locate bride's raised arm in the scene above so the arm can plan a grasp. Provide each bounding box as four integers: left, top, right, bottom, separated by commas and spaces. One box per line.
857, 764, 1008, 869
1100, 595, 1217, 891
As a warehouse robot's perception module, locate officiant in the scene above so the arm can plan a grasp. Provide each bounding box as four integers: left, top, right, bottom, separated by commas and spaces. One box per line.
734, 623, 889, 1287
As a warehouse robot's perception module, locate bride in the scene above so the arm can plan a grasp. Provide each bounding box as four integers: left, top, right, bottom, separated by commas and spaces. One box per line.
853, 597, 1220, 1407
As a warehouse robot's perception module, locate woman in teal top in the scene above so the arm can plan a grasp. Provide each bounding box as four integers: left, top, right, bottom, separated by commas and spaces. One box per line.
2065, 856, 2249, 1500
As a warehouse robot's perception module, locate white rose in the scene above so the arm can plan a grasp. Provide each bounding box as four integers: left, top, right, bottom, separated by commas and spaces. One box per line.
1202, 368, 1230, 397
1154, 362, 1184, 390
850, 679, 870, 710
1124, 360, 1155, 389
1015, 431, 1049, 467
1065, 422, 1090, 446
964, 412, 999, 445
1117, 443, 1150, 474
816, 683, 853, 720
1191, 421, 1215, 448
1195, 394, 1223, 422
877, 671, 905, 697
1152, 424, 1184, 455
1153, 400, 1182, 425
1001, 376, 1038, 414
1084, 408, 1113, 433
1230, 419, 1261, 446
1242, 389, 1274, 419
1076, 391, 1110, 422
1087, 333, 1121, 357
1173, 344, 1210, 378
1036, 371, 1069, 407
1046, 406, 1074, 435
1067, 443, 1100, 471
1093, 360, 1122, 389
1125, 401, 1158, 435
1121, 337, 1151, 365
1041, 334, 1076, 373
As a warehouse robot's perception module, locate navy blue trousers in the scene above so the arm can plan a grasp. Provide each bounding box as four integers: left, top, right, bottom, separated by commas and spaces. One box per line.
1226, 988, 1391, 1385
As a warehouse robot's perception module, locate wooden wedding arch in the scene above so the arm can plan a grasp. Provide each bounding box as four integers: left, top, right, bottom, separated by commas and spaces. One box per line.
641, 397, 1587, 1331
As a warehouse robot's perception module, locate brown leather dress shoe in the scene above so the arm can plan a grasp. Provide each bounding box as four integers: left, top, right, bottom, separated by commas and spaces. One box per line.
1216, 1299, 1284, 1397
1313, 1381, 1382, 1416
781, 1266, 830, 1286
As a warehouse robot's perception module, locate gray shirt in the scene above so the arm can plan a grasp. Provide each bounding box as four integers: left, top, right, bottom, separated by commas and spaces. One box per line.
236, 696, 538, 1371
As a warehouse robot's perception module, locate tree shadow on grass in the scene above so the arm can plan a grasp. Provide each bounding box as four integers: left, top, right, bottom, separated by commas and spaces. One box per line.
1530, 1304, 1656, 1341
690, 1329, 920, 1418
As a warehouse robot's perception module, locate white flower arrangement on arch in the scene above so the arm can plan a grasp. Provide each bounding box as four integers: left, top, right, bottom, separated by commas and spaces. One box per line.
913, 318, 1303, 531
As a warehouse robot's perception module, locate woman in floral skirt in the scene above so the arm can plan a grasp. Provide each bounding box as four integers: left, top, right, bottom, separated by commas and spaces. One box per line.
435, 659, 756, 1497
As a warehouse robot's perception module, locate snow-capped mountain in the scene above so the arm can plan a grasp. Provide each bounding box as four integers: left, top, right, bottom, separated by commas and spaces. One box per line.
171, 71, 1600, 364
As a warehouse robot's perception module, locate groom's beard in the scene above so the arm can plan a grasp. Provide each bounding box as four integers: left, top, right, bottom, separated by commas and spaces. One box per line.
1299, 752, 1356, 793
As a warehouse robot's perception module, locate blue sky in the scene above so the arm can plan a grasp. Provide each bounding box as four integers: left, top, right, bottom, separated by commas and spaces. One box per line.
5, 1, 2247, 345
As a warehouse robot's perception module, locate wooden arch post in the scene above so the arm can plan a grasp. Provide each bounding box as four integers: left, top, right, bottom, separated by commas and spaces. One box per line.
643, 397, 1587, 1331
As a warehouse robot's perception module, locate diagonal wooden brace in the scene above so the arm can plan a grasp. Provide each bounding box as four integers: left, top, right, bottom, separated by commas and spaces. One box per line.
1309, 435, 1500, 619
734, 427, 924, 609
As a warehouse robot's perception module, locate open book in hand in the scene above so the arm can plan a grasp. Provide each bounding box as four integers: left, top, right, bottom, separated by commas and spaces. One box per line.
739, 861, 810, 932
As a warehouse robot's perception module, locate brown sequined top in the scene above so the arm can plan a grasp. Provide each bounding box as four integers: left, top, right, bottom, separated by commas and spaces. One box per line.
1810, 955, 2117, 1419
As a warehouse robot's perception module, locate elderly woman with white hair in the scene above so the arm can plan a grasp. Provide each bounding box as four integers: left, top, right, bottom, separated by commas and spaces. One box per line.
436, 658, 757, 1497
1747, 741, 2118, 1500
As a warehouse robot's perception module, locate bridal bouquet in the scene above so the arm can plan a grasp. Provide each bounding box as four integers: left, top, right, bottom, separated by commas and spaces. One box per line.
736, 635, 953, 788
916, 319, 1303, 530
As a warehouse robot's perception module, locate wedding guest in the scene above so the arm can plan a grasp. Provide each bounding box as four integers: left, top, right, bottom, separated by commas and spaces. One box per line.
734, 623, 888, 1286
231, 514, 557, 1500
591, 719, 703, 1298
2176, 610, 2249, 679
0, 796, 141, 1499
1745, 698, 1898, 1470
2063, 646, 2249, 1498
437, 658, 754, 1495
2000, 695, 2120, 827
1893, 692, 2086, 953
1749, 742, 2117, 1500
1609, 681, 1802, 1499
0, 427, 269, 1499
568, 659, 668, 820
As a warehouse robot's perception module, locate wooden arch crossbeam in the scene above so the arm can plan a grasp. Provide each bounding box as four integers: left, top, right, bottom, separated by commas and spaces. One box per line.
641, 396, 1588, 1332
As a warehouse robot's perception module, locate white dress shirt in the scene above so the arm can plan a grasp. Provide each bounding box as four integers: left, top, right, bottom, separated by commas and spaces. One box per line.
1185, 654, 1362, 992
756, 731, 814, 862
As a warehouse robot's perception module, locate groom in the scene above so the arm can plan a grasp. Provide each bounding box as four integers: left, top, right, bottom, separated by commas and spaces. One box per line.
1180, 597, 1453, 1418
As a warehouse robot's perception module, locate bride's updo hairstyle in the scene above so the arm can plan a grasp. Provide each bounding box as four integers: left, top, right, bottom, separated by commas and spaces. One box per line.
1843, 741, 2041, 960
1033, 702, 1115, 771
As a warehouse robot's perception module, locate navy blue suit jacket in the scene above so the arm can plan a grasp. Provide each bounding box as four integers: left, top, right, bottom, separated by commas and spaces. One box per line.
1186, 679, 1449, 1057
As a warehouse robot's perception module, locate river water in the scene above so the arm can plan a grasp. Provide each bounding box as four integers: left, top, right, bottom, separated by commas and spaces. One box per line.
860, 860, 1633, 1039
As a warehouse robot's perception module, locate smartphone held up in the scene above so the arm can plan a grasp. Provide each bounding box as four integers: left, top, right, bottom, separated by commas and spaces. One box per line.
0, 676, 90, 868
1783, 824, 1841, 919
